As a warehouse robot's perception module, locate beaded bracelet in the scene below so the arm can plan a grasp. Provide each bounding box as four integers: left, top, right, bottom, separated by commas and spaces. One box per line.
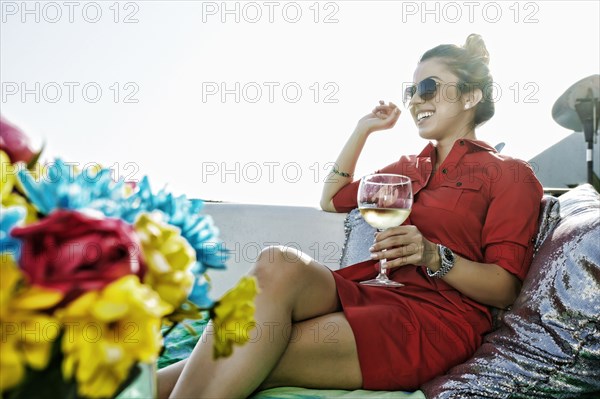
331, 167, 353, 178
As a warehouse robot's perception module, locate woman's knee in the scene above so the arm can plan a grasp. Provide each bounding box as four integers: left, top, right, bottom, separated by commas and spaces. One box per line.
252, 245, 311, 285
258, 245, 310, 264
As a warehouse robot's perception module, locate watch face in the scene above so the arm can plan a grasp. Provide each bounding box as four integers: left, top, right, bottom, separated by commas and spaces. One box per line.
443, 247, 454, 262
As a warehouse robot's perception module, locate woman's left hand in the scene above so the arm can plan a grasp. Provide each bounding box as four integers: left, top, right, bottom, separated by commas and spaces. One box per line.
369, 225, 439, 270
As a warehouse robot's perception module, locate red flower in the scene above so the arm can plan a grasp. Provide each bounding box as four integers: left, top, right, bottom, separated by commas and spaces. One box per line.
0, 116, 38, 164
11, 210, 146, 302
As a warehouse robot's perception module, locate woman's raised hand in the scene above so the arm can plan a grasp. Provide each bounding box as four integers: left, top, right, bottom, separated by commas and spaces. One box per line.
356, 100, 401, 135
320, 101, 400, 212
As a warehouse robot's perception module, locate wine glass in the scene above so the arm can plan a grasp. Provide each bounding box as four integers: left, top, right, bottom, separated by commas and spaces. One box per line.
357, 173, 413, 287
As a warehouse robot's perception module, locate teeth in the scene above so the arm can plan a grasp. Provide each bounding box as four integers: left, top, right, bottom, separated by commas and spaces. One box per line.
417, 111, 434, 121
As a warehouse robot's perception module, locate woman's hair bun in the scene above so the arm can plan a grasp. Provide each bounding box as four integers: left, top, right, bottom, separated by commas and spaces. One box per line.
463, 33, 490, 65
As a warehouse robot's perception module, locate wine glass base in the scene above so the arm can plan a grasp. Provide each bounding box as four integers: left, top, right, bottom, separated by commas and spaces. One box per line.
360, 279, 404, 287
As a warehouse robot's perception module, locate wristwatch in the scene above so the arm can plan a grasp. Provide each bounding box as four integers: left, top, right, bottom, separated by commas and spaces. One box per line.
427, 244, 456, 278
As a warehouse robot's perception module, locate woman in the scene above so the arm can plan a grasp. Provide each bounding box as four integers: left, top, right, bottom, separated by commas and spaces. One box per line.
158, 34, 543, 398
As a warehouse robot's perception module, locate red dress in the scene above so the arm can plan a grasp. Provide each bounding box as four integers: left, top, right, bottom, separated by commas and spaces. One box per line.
331, 139, 543, 390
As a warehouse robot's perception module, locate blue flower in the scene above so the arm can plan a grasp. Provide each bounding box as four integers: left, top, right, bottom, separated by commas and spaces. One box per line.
17, 159, 126, 216
0, 205, 26, 259
188, 271, 213, 308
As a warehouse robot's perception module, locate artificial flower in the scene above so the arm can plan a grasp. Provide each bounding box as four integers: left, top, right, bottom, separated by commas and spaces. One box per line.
16, 163, 228, 274
1, 192, 38, 224
0, 152, 41, 224
0, 116, 38, 164
211, 276, 259, 359
188, 273, 213, 309
1, 150, 15, 200
3, 118, 252, 398
1, 151, 38, 224
17, 158, 127, 216
0, 205, 25, 258
57, 275, 172, 398
134, 211, 196, 309
0, 255, 63, 393
11, 209, 146, 303
119, 177, 228, 273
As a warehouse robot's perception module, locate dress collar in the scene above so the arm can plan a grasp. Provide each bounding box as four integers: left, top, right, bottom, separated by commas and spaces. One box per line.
417, 139, 497, 158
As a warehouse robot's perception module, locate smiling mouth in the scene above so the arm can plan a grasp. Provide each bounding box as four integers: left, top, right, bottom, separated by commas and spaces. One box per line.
417, 111, 434, 122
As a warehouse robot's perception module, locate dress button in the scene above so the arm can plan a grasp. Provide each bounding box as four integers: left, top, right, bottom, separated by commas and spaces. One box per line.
459, 140, 465, 146
442, 168, 448, 174
456, 182, 462, 187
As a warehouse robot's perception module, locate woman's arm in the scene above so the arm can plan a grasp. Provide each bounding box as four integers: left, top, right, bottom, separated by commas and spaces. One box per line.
320, 102, 401, 212
435, 255, 521, 309
320, 127, 369, 212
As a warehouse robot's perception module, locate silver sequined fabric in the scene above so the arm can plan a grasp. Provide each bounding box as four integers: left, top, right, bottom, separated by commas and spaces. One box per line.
422, 184, 600, 398
339, 208, 376, 268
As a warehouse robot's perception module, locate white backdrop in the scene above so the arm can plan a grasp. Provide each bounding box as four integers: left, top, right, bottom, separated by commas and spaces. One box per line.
2, 1, 599, 206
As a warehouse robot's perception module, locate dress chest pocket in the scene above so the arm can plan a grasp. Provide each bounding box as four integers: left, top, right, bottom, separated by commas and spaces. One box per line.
419, 180, 484, 212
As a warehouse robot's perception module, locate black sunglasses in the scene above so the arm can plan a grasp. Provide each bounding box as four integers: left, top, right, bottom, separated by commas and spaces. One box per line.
403, 77, 440, 106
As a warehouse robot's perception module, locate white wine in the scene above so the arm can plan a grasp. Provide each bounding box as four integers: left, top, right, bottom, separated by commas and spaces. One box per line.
359, 208, 411, 230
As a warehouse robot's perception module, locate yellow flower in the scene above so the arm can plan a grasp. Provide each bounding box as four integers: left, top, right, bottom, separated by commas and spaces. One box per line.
0, 255, 63, 393
134, 212, 196, 309
1, 151, 38, 223
57, 275, 172, 398
0, 151, 15, 201
212, 276, 260, 359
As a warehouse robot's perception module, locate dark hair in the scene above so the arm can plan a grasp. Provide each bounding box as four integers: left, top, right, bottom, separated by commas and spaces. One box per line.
420, 34, 495, 127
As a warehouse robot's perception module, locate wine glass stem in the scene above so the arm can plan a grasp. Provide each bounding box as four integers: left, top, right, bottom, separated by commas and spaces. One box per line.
377, 251, 389, 280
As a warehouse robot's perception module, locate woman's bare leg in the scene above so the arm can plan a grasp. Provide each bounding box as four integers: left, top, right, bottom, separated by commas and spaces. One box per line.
158, 360, 186, 399
163, 246, 361, 398
259, 312, 362, 391
159, 313, 362, 398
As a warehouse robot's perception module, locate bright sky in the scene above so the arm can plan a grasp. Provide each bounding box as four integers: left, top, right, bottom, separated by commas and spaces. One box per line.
2, 1, 599, 207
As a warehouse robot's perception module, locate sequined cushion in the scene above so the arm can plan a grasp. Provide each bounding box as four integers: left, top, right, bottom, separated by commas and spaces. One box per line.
422, 184, 600, 398
489, 194, 561, 329
339, 208, 376, 268
533, 194, 561, 254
